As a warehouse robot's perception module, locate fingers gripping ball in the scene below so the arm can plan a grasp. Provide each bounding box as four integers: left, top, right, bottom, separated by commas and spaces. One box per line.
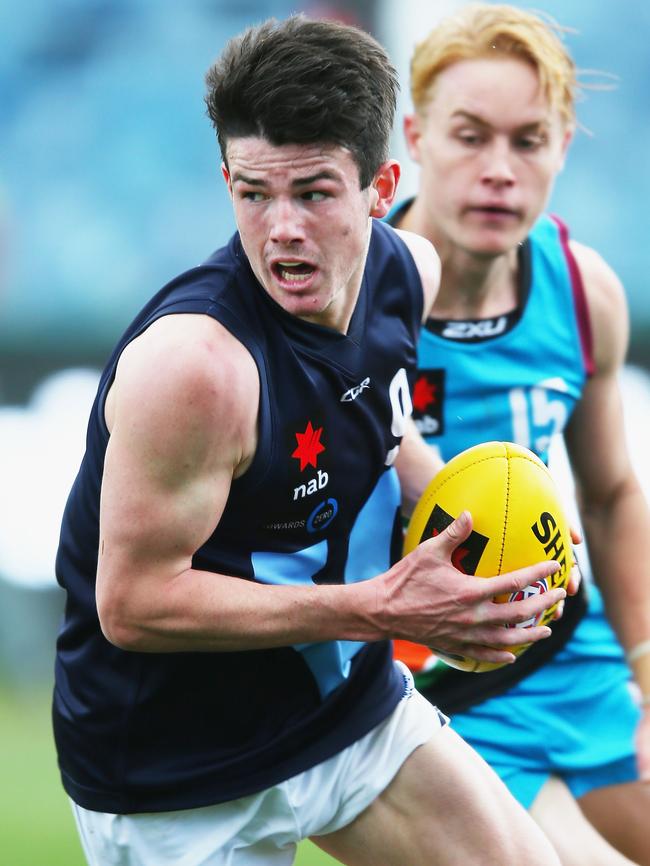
401, 441, 573, 673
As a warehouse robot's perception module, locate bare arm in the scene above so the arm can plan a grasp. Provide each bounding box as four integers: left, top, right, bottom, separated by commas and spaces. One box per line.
394, 227, 441, 320
393, 416, 444, 516
97, 313, 374, 652
565, 242, 650, 771
96, 313, 564, 663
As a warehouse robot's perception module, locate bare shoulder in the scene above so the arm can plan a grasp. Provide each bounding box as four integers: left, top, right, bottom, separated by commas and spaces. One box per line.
394, 227, 441, 320
569, 239, 629, 373
107, 313, 259, 474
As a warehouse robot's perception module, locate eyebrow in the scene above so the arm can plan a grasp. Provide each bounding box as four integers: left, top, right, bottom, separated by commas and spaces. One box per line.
451, 110, 489, 126
451, 110, 548, 132
230, 171, 340, 187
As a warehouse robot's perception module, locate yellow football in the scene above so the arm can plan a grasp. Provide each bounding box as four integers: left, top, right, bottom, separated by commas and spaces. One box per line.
401, 441, 572, 673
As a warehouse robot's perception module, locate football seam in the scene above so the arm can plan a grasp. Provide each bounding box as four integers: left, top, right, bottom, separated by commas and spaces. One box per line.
499, 453, 543, 572
499, 457, 510, 575
414, 454, 505, 512
413, 453, 546, 525
409, 448, 559, 673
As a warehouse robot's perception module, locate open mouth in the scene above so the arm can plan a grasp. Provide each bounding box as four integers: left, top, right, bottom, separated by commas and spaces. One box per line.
471, 206, 518, 217
272, 261, 316, 283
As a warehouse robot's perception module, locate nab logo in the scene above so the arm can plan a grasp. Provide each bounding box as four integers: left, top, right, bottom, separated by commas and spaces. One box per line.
415, 415, 439, 435
294, 469, 329, 500
292, 421, 325, 471
340, 377, 370, 402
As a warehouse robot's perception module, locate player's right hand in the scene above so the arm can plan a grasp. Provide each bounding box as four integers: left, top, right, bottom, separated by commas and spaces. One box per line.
379, 511, 566, 665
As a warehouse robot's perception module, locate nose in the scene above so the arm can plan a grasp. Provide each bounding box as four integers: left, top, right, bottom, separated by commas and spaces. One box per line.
480, 139, 516, 188
268, 198, 306, 245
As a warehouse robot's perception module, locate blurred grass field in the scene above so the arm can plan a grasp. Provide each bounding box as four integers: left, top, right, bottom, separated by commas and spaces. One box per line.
0, 686, 339, 866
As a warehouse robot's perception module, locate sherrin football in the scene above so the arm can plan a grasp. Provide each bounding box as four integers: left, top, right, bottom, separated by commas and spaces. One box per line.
402, 441, 572, 673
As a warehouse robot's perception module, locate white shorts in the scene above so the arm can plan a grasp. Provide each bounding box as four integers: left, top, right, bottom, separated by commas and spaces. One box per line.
71, 663, 446, 866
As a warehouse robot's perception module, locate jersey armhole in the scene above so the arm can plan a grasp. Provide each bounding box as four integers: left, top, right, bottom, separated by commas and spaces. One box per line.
549, 214, 595, 377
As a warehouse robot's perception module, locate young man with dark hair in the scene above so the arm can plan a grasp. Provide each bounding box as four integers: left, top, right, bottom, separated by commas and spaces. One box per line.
54, 15, 565, 865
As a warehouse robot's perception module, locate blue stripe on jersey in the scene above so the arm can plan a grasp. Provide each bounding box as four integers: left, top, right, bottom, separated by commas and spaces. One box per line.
252, 468, 400, 697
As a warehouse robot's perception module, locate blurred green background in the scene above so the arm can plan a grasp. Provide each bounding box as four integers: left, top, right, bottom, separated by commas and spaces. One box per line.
1, 1, 648, 862
0, 687, 338, 865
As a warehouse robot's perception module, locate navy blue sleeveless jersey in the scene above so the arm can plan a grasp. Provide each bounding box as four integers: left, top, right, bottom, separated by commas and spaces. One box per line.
53, 218, 424, 814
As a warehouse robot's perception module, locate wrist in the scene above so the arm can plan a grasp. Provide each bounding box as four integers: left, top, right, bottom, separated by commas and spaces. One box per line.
343, 576, 390, 642
627, 639, 650, 665
627, 640, 650, 705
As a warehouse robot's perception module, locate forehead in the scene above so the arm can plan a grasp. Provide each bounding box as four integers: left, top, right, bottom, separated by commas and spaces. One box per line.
225, 137, 360, 184
426, 57, 557, 127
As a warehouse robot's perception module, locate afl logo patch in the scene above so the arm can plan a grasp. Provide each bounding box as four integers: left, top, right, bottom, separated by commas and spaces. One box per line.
507, 578, 549, 628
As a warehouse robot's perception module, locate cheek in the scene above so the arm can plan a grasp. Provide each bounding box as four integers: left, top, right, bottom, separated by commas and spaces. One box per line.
237, 214, 268, 253
423, 150, 463, 187
527, 165, 557, 201
424, 167, 462, 212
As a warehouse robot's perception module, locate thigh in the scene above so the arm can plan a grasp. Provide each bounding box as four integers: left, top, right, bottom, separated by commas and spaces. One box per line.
579, 781, 650, 866
311, 725, 561, 866
530, 776, 638, 866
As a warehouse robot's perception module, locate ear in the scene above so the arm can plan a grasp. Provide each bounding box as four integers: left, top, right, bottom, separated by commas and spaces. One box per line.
221, 162, 233, 197
369, 160, 401, 218
403, 114, 423, 163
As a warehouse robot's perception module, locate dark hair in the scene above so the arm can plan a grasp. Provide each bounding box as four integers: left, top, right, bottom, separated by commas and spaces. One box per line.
204, 15, 398, 189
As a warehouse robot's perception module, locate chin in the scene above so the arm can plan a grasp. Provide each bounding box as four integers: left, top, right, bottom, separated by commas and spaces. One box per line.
281, 294, 326, 318
463, 228, 525, 257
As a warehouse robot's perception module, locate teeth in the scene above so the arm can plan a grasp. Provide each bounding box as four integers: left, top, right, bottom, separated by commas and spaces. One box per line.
275, 261, 313, 283
281, 269, 311, 282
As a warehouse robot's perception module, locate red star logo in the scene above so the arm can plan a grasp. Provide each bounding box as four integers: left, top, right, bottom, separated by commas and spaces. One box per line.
413, 376, 437, 412
292, 421, 326, 471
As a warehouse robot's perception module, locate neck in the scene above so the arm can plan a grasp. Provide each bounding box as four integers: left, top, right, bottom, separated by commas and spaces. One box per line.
435, 251, 520, 320
398, 197, 520, 320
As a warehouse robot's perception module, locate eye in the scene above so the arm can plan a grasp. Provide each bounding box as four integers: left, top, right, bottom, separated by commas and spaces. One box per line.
301, 191, 329, 202
516, 133, 547, 151
242, 191, 268, 202
456, 130, 485, 147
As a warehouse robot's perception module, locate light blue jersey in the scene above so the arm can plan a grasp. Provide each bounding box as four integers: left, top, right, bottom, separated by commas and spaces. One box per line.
413, 213, 593, 464
388, 204, 640, 808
